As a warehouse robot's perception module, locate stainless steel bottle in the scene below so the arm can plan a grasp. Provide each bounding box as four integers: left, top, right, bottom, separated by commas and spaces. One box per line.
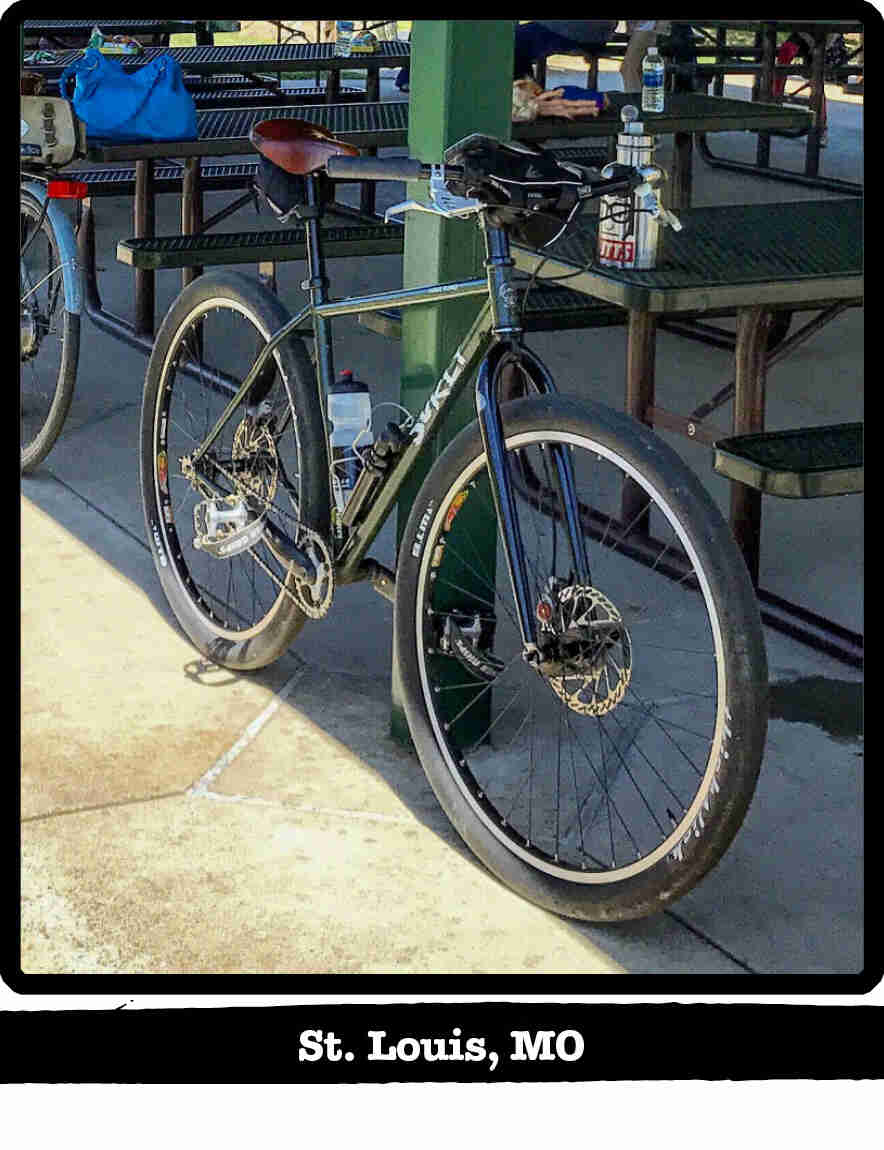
597, 105, 663, 270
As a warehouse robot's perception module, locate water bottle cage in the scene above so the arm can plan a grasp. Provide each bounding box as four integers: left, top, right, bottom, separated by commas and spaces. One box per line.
364, 423, 408, 475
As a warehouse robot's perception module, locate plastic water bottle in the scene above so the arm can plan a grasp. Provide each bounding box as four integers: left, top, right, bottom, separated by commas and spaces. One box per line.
641, 45, 665, 113
328, 370, 372, 512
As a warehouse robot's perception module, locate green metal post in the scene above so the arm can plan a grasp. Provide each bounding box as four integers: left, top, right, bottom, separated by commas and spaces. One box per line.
391, 20, 514, 744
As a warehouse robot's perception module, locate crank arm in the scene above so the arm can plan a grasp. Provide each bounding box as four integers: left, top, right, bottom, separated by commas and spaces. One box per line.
262, 521, 318, 583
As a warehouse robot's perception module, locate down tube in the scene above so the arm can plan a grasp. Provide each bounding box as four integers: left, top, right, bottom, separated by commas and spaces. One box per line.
335, 300, 495, 583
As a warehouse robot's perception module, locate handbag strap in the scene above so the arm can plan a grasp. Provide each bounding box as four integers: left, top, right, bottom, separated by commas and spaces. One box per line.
59, 49, 173, 102
59, 51, 98, 100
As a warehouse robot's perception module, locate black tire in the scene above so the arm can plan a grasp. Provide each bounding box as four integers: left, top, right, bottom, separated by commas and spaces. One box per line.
21, 188, 79, 472
395, 394, 768, 921
140, 270, 329, 670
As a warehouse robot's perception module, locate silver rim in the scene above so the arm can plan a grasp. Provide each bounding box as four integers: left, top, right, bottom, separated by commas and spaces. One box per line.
414, 428, 729, 884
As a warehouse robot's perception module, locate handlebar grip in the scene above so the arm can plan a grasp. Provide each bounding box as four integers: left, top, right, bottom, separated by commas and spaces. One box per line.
326, 155, 426, 182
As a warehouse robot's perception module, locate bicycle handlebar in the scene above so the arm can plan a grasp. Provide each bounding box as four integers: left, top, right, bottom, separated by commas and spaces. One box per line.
326, 155, 429, 182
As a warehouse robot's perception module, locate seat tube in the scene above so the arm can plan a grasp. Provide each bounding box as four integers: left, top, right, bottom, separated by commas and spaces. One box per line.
303, 174, 335, 393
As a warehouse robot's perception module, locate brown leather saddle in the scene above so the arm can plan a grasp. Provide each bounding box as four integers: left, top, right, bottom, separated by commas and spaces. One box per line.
249, 117, 360, 175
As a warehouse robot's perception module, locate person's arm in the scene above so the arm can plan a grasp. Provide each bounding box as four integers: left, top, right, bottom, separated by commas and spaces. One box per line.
533, 85, 609, 118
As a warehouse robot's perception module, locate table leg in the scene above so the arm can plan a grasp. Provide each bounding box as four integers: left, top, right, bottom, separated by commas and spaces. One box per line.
805, 29, 826, 177
360, 148, 378, 216
671, 130, 693, 211
623, 309, 657, 532
181, 157, 203, 288
366, 63, 380, 102
134, 159, 155, 338
729, 305, 771, 584
326, 68, 341, 104
713, 26, 726, 97
755, 21, 776, 170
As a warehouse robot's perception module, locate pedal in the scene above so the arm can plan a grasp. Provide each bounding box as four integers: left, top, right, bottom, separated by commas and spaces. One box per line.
192, 495, 266, 558
439, 614, 504, 683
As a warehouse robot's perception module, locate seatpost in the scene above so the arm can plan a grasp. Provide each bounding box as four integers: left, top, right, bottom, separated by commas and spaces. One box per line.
303, 173, 335, 392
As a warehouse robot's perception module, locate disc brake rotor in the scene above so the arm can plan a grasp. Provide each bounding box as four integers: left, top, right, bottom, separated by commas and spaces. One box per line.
541, 584, 632, 716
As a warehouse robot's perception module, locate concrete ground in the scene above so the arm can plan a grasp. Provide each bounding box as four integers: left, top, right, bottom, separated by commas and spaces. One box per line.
19, 64, 864, 980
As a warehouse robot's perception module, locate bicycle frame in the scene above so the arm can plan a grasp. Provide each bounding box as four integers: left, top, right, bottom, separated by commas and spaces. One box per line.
190, 172, 591, 653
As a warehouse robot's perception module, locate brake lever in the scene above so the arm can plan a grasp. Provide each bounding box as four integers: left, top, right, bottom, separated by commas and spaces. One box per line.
384, 164, 483, 223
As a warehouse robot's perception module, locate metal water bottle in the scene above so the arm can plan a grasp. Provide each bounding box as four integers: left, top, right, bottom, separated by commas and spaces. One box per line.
328, 369, 372, 513
597, 105, 660, 270
641, 45, 665, 113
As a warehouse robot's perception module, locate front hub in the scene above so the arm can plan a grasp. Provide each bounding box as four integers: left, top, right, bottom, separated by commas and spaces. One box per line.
534, 582, 632, 715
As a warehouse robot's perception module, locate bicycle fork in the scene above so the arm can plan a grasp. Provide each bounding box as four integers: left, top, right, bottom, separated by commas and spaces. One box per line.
475, 220, 591, 662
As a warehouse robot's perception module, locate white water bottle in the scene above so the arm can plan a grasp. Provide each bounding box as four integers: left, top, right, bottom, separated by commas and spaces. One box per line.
641, 45, 665, 113
328, 370, 372, 512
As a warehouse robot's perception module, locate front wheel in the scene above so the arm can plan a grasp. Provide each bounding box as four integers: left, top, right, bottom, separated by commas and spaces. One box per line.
395, 395, 768, 921
21, 188, 79, 472
140, 271, 329, 670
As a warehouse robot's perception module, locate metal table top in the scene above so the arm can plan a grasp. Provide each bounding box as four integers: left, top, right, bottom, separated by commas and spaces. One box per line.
83, 100, 411, 160
513, 91, 813, 142
25, 39, 410, 78
512, 200, 863, 314
81, 90, 811, 162
22, 19, 206, 34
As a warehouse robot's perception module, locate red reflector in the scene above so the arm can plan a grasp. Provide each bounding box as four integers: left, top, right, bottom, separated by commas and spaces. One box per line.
47, 180, 88, 200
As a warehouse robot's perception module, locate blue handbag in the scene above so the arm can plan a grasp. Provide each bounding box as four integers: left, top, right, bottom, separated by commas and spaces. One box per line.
59, 48, 197, 142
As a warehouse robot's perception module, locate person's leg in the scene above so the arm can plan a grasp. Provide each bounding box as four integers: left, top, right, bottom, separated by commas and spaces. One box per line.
513, 21, 580, 78
621, 28, 657, 92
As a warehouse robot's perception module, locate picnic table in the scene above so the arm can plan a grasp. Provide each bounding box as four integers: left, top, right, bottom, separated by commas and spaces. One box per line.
72, 89, 810, 351
27, 40, 411, 105
510, 199, 863, 662
21, 18, 223, 46
682, 20, 864, 195
531, 19, 863, 195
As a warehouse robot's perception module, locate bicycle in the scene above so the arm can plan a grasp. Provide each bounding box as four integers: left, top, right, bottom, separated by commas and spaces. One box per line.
140, 118, 768, 922
20, 89, 87, 472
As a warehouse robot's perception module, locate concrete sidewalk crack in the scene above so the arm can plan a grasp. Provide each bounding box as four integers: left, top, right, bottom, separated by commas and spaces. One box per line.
665, 908, 759, 974
188, 665, 309, 797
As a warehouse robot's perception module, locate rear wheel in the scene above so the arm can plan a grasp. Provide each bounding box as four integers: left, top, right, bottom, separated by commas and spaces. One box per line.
395, 395, 768, 921
140, 271, 329, 670
20, 188, 79, 472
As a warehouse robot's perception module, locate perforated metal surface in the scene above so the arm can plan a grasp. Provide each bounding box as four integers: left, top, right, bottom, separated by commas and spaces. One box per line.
118, 220, 405, 268
198, 101, 410, 146
70, 159, 260, 195
714, 422, 864, 497
34, 40, 408, 75
522, 199, 863, 312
